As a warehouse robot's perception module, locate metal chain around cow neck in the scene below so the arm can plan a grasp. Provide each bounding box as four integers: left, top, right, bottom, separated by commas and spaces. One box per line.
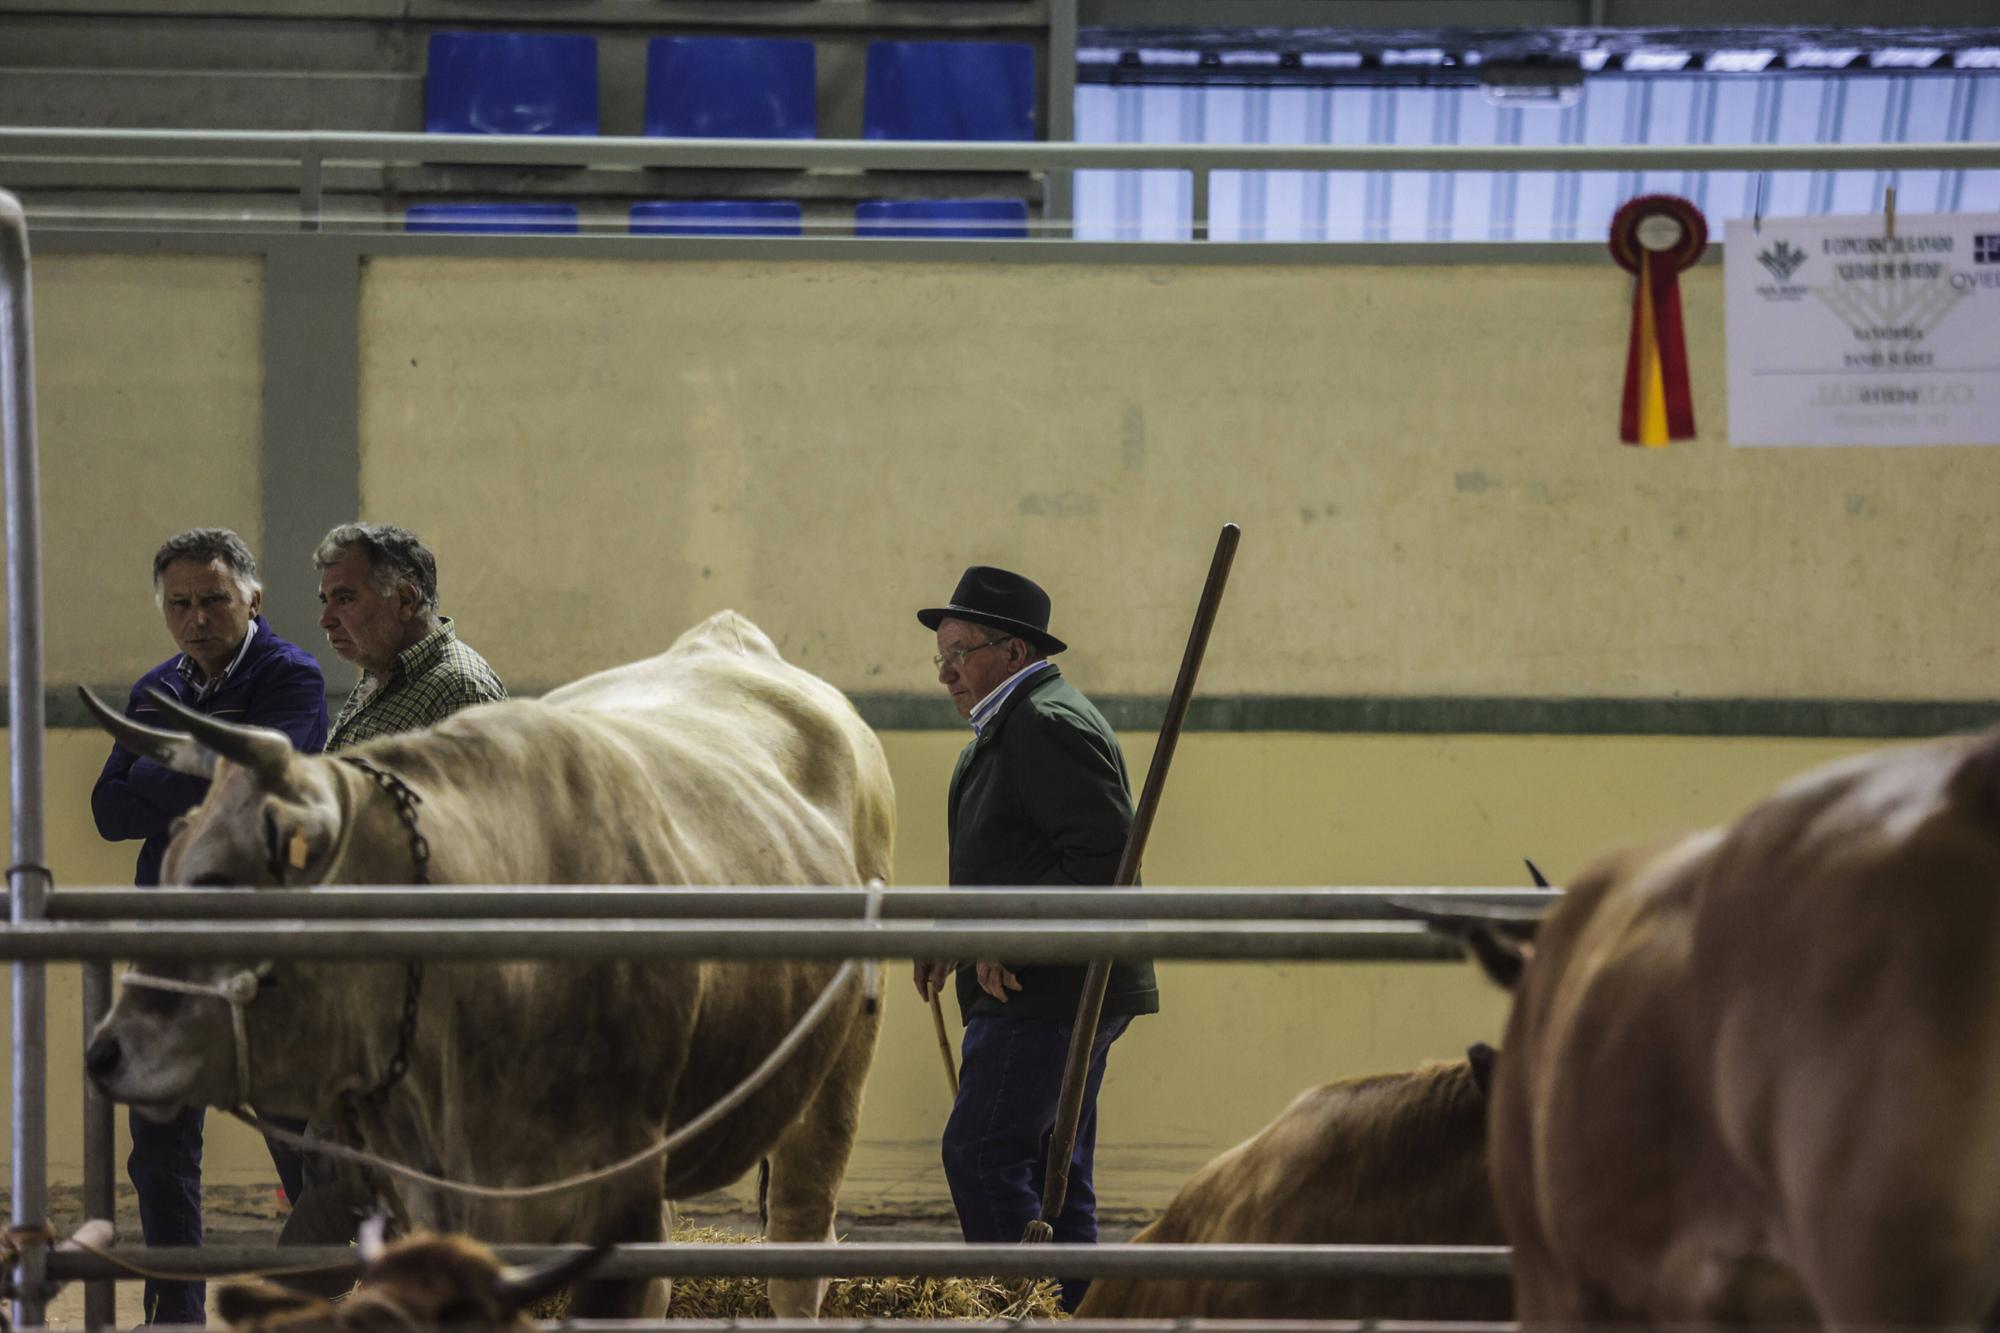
333, 754, 429, 1190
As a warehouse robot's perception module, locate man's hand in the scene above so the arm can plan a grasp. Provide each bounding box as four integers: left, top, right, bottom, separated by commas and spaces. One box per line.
912, 959, 956, 1002
975, 960, 1022, 1003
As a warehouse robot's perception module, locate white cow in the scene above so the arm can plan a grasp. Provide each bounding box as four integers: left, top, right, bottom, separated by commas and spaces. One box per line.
84, 611, 894, 1319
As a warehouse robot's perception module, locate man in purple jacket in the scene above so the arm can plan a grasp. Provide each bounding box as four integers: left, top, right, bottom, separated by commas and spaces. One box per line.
91, 528, 329, 1326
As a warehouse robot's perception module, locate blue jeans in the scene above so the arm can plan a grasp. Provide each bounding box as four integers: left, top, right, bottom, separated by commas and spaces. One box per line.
128, 1108, 307, 1325
941, 1013, 1130, 1312
128, 1105, 205, 1326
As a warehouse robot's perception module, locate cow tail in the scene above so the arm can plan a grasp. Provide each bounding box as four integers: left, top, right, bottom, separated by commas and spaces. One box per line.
757, 1156, 771, 1230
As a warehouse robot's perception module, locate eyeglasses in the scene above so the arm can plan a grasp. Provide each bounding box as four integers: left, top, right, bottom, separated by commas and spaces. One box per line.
932, 637, 1014, 671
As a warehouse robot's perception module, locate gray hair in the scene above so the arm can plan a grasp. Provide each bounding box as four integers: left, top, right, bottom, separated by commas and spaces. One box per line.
313, 522, 440, 612
152, 528, 260, 606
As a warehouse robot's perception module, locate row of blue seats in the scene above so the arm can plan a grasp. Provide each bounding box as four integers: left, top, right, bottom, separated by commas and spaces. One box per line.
405, 199, 1031, 237
429, 32, 1036, 141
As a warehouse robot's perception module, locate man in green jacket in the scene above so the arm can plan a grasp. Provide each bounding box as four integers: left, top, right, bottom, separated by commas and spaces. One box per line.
913, 565, 1159, 1311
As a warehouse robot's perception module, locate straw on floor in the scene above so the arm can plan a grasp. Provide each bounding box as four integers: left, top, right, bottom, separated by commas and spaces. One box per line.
527, 1220, 1067, 1320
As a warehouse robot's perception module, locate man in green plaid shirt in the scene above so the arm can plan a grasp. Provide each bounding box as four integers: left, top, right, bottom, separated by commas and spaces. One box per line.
314, 522, 506, 752
283, 521, 509, 1252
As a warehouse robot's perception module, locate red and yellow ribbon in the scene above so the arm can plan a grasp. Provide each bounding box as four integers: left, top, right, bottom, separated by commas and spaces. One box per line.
1609, 195, 1707, 447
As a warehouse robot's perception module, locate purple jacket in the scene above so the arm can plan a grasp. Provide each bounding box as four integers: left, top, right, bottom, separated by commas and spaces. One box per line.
91, 617, 329, 886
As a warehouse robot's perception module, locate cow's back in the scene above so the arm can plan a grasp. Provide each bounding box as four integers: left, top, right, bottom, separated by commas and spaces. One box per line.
1077, 1058, 1509, 1321
539, 610, 894, 887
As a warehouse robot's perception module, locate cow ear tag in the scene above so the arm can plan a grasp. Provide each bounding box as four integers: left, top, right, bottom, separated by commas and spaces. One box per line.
288, 831, 310, 871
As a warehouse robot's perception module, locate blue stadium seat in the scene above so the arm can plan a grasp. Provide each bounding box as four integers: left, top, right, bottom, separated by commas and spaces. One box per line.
426, 32, 598, 136
645, 37, 816, 139
855, 200, 1029, 239
863, 41, 1035, 141
405, 204, 581, 234
630, 201, 804, 237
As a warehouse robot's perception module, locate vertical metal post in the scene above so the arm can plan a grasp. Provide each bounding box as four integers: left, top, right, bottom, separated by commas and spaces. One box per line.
82, 962, 116, 1329
1191, 168, 1211, 240
1044, 0, 1078, 240
1, 188, 52, 1330
300, 142, 324, 234
260, 241, 360, 678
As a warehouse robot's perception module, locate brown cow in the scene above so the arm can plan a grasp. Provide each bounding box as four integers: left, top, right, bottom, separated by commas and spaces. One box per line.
217, 1231, 606, 1331
1076, 1049, 1511, 1321
1467, 731, 2000, 1324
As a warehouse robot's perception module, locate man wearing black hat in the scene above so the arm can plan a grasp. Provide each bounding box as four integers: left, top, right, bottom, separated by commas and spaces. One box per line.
914, 566, 1159, 1312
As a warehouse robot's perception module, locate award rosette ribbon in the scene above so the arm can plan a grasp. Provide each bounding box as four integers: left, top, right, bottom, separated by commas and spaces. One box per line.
1608, 194, 1706, 447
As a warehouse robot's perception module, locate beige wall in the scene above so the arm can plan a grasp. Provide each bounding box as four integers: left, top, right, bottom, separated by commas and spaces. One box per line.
14, 255, 264, 686
5, 727, 1877, 1209
361, 258, 2000, 700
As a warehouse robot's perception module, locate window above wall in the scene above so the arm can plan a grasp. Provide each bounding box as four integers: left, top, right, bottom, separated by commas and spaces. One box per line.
1072, 25, 2000, 241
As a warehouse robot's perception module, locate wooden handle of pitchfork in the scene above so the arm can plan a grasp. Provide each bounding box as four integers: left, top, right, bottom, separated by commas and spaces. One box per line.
929, 992, 960, 1100
1024, 521, 1241, 1243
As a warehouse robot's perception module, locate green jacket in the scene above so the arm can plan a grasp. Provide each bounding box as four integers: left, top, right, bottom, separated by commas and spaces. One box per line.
948, 665, 1161, 1024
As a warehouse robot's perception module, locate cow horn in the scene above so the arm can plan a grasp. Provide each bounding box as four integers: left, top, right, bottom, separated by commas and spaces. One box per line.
144, 687, 294, 783
1525, 857, 1553, 889
77, 686, 215, 779
1386, 898, 1545, 992
495, 1242, 613, 1313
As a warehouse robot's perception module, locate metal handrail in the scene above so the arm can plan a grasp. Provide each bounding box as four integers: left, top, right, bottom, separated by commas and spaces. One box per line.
4, 127, 1996, 173
45, 885, 1555, 921
11, 126, 1993, 238
0, 919, 1470, 962
45, 1240, 1511, 1283
0, 187, 50, 1332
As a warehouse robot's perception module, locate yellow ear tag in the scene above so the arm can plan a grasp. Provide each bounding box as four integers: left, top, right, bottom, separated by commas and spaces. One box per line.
287, 832, 310, 871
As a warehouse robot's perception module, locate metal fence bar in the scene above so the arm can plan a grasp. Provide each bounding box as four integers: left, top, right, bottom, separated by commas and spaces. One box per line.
1, 127, 1995, 174
0, 919, 1469, 962
80, 960, 115, 1329
46, 886, 1554, 922
0, 187, 51, 1332
1045, 0, 1078, 238
46, 1241, 1511, 1283
565, 1321, 1504, 1332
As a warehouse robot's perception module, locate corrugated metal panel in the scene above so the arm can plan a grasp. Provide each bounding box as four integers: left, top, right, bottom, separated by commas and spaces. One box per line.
1075, 74, 2000, 241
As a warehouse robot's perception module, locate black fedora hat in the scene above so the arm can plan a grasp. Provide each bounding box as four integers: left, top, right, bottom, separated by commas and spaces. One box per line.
918, 566, 1068, 656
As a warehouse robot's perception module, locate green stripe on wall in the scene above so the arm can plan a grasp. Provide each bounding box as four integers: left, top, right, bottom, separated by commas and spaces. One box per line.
848, 693, 2000, 738
38, 688, 2000, 740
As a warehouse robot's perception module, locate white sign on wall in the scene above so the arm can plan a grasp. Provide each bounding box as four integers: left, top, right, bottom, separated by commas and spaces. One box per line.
1725, 211, 2000, 446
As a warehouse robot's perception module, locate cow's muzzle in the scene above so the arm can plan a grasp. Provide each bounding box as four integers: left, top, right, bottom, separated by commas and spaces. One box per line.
115, 964, 273, 1111
84, 1032, 121, 1079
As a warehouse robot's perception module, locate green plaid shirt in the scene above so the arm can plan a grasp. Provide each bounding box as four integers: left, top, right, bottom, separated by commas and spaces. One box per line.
326, 617, 507, 751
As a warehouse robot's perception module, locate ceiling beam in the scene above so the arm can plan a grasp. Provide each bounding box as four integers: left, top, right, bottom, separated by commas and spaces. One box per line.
1080, 0, 2000, 31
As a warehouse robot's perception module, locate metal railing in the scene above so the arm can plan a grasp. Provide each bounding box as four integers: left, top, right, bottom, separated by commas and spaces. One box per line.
0, 917, 1472, 962
6, 126, 1998, 237
46, 885, 1553, 921
0, 186, 53, 1332
47, 1240, 1512, 1284
4, 896, 1518, 1315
